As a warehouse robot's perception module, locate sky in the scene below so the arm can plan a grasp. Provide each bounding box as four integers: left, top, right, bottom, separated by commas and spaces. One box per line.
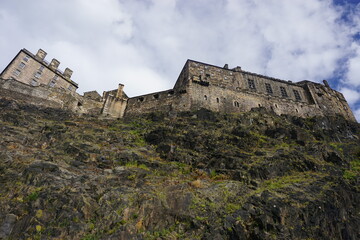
0, 0, 359, 121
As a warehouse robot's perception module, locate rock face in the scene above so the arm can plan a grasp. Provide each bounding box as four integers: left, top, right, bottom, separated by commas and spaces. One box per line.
0, 99, 359, 240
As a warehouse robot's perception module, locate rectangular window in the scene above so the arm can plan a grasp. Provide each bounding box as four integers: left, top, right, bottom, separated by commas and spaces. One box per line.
38, 66, 45, 72
280, 87, 288, 97
248, 79, 256, 90
13, 69, 21, 76
18, 62, 26, 69
265, 83, 273, 94
30, 79, 38, 86
23, 55, 30, 62
34, 72, 42, 78
53, 75, 58, 80
49, 80, 56, 87
293, 90, 302, 101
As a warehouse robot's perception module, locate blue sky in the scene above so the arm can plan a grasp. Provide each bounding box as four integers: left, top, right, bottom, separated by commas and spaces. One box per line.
0, 0, 359, 121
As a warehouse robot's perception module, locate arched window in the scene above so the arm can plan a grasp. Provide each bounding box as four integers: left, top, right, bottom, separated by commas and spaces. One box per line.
216, 98, 220, 103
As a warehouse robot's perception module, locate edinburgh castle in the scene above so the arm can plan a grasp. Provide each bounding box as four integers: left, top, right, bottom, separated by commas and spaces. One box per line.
0, 48, 356, 122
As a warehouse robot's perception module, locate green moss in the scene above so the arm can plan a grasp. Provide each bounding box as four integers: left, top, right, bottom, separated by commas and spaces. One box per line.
125, 162, 149, 171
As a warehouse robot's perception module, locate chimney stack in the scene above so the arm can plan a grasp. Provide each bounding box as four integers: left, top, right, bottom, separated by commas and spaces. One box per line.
223, 64, 229, 69
63, 68, 73, 79
36, 49, 47, 60
116, 84, 125, 98
49, 58, 60, 70
233, 66, 242, 72
323, 80, 330, 88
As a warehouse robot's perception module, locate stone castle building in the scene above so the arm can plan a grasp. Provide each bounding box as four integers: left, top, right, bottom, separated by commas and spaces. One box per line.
0, 48, 356, 122
1, 49, 78, 92
105, 60, 356, 122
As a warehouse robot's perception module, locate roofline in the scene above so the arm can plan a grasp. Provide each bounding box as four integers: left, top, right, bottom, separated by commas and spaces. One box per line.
186, 59, 309, 87
2, 48, 78, 88
128, 89, 174, 99
21, 48, 79, 88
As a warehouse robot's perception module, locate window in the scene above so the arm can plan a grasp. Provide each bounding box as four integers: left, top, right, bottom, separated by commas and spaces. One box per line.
293, 90, 302, 101
248, 79, 256, 90
34, 72, 42, 78
18, 62, 26, 69
216, 98, 220, 103
30, 79, 38, 86
38, 66, 45, 72
153, 94, 159, 99
204, 95, 207, 100
280, 87, 288, 97
68, 85, 73, 91
23, 55, 30, 62
234, 101, 239, 107
13, 69, 21, 76
49, 80, 56, 87
265, 83, 273, 94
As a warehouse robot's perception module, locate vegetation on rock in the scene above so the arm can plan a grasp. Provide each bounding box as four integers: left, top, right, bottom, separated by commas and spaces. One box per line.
0, 99, 359, 239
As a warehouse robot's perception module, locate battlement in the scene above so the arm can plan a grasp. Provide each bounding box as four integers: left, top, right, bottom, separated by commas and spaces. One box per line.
0, 48, 78, 93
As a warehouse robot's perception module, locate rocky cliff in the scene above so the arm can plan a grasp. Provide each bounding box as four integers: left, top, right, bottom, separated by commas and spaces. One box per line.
0, 99, 359, 240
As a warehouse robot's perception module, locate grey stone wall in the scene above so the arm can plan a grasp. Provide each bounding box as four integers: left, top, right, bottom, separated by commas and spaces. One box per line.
121, 60, 356, 122
0, 78, 103, 115
125, 89, 191, 117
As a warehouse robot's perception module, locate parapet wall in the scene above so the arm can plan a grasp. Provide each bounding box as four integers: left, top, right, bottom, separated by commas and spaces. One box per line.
125, 89, 191, 117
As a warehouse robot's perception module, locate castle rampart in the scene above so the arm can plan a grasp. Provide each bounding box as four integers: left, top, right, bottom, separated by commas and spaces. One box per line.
0, 48, 356, 121
120, 60, 356, 121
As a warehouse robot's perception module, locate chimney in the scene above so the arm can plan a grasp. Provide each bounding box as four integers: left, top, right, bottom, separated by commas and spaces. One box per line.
63, 68, 73, 79
223, 64, 229, 69
233, 66, 242, 72
116, 84, 124, 98
36, 49, 47, 60
323, 80, 330, 88
49, 58, 60, 70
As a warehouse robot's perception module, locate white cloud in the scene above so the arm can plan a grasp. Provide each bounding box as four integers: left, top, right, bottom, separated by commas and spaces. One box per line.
340, 88, 360, 105
0, 0, 359, 106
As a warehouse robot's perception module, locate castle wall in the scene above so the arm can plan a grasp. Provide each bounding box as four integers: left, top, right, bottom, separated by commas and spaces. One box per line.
125, 89, 191, 117
305, 83, 356, 121
187, 61, 312, 104
186, 82, 321, 118
1, 50, 77, 93
102, 96, 127, 118
0, 78, 103, 115
123, 60, 355, 121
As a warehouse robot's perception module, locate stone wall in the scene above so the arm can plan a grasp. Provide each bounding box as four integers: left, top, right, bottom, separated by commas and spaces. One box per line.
125, 89, 191, 117
121, 60, 356, 122
0, 78, 103, 115
1, 50, 77, 93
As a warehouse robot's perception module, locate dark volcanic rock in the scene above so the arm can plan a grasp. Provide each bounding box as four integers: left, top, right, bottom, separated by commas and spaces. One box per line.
0, 99, 359, 239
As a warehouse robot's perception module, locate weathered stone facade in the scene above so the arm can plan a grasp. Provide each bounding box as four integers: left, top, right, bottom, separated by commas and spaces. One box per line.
0, 78, 103, 115
0, 49, 356, 121
0, 49, 78, 93
123, 60, 356, 121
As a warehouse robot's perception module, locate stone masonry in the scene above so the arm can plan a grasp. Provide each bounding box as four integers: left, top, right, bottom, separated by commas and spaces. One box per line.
0, 48, 356, 121
122, 60, 356, 121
